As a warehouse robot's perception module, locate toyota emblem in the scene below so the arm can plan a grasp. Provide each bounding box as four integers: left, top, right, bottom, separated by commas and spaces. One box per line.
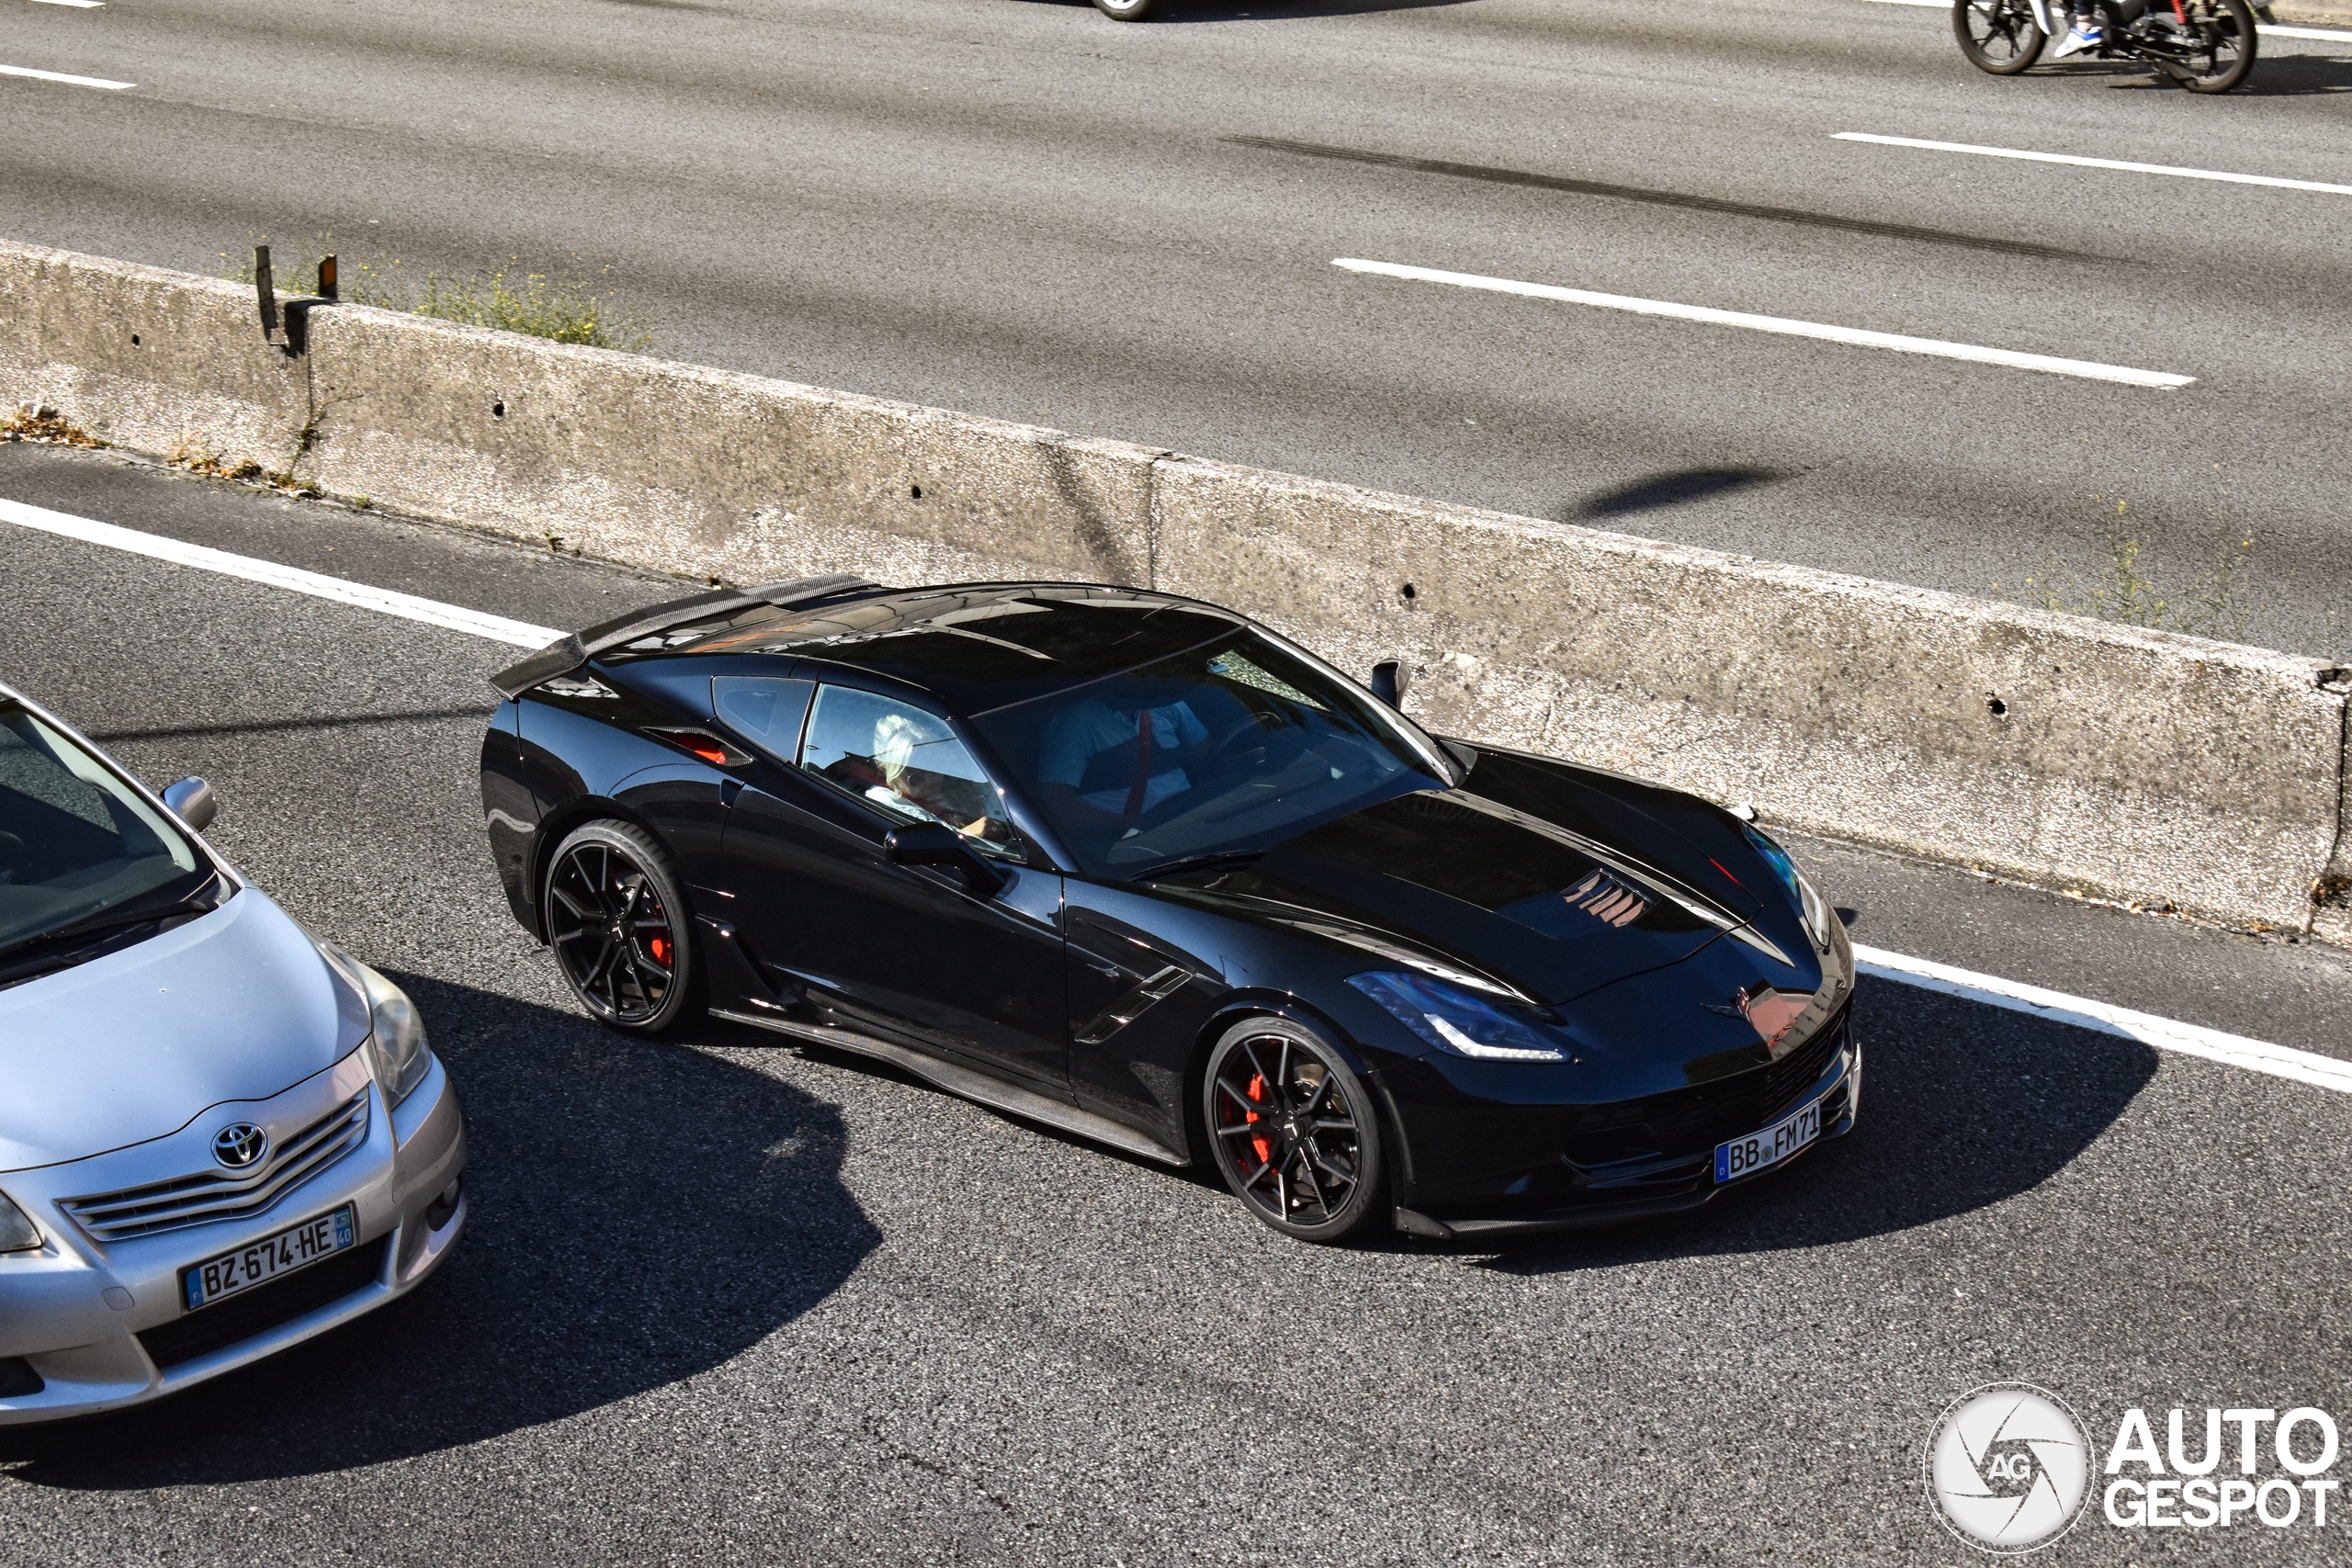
211, 1122, 269, 1169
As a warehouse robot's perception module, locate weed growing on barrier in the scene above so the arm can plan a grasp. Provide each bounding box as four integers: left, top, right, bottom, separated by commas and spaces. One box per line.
1994, 471, 2260, 642
5, 405, 105, 448
223, 234, 651, 351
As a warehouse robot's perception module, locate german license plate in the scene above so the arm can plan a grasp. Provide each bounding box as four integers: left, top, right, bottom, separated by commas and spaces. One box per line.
1714, 1096, 1823, 1184
180, 1204, 357, 1312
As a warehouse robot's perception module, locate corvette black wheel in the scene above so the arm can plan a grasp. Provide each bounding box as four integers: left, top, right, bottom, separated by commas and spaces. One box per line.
544, 820, 697, 1033
1204, 1019, 1385, 1242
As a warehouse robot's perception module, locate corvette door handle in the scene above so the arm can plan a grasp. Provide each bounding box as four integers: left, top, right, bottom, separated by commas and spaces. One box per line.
1083, 960, 1125, 980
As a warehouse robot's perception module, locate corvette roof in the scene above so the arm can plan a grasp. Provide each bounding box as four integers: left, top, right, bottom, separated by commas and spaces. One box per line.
599, 583, 1245, 712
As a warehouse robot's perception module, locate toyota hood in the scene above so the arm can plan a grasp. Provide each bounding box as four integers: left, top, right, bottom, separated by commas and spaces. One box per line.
0, 890, 368, 1171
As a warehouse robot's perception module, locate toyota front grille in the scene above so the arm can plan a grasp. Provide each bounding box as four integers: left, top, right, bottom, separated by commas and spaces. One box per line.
61, 1091, 372, 1243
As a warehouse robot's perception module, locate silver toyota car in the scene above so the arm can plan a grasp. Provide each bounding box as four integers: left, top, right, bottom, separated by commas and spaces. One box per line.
0, 681, 466, 1423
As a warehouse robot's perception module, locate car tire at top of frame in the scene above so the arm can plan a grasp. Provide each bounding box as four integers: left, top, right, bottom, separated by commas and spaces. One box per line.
1202, 1018, 1386, 1243
542, 818, 702, 1036
1093, 0, 1158, 18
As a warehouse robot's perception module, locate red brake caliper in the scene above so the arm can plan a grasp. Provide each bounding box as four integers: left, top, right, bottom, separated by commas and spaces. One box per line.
1246, 1073, 1272, 1167
648, 932, 672, 965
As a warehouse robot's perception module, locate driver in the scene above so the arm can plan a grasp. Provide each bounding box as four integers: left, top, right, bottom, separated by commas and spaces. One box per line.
1036, 695, 1210, 822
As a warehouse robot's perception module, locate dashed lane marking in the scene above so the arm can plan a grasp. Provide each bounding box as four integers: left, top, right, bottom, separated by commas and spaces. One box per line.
1855, 944, 2352, 1095
9, 494, 2341, 1094
0, 62, 133, 87
1330, 257, 2196, 389
0, 496, 559, 646
1836, 131, 2352, 197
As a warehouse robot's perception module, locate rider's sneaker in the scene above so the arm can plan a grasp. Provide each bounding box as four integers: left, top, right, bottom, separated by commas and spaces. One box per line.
2051, 22, 2105, 56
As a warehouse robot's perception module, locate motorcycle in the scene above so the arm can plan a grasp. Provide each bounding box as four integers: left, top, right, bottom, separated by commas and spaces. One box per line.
1954, 0, 2259, 93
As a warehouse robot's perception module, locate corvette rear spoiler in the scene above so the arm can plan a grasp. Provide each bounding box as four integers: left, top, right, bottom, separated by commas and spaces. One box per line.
488, 572, 882, 699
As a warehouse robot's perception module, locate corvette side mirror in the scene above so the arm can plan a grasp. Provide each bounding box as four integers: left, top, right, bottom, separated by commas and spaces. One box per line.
162, 776, 217, 832
1370, 660, 1410, 709
884, 822, 1008, 895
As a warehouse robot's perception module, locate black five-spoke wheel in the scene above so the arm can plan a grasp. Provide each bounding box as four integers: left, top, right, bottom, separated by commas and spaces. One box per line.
544, 820, 696, 1033
1204, 1019, 1384, 1242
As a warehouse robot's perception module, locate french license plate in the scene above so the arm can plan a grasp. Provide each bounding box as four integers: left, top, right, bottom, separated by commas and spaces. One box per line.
1713, 1096, 1823, 1184
180, 1204, 357, 1313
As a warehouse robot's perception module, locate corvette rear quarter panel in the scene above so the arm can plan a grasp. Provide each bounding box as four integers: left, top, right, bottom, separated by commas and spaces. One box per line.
500, 685, 723, 939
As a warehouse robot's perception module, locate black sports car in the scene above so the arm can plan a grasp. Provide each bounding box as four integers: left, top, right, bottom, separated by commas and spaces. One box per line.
481, 577, 1858, 1242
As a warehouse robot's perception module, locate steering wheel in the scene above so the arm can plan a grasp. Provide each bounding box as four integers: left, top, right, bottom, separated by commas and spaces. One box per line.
1199, 711, 1277, 779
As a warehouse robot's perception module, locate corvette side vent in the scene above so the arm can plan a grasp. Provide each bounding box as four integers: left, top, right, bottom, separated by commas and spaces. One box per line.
1563, 869, 1651, 928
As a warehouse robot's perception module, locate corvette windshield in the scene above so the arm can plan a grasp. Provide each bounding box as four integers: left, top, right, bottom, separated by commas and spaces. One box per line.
0, 703, 205, 954
968, 628, 1455, 878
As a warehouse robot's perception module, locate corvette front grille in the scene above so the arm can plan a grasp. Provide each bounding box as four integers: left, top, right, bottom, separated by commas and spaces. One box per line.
1566, 1004, 1850, 1167
61, 1090, 371, 1244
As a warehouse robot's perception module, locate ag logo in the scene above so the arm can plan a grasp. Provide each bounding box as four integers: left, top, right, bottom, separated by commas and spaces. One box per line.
1926, 1383, 2090, 1553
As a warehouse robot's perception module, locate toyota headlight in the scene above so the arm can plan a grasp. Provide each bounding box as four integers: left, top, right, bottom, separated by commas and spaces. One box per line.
0, 1192, 40, 1253
314, 935, 435, 1108
1744, 825, 1833, 953
1348, 971, 1566, 1062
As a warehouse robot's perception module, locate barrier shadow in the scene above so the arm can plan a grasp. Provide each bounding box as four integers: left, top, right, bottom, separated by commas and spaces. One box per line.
0, 976, 878, 1487
1466, 975, 2160, 1275
1564, 467, 1791, 522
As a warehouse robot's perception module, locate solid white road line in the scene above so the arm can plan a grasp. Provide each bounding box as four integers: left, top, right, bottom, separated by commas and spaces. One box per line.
1859, 0, 2352, 39
28, 0, 109, 9
8, 494, 2340, 1096
1855, 944, 2352, 1096
1837, 131, 2352, 197
0, 62, 133, 88
0, 497, 560, 647
1330, 257, 2196, 389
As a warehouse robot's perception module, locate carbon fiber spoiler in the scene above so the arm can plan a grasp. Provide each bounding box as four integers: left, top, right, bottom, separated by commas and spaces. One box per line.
488, 572, 882, 699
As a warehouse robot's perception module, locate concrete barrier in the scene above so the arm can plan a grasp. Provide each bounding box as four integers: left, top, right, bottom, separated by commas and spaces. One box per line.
6, 236, 2346, 941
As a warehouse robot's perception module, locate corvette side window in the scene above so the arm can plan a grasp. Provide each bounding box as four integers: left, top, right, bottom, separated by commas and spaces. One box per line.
798, 685, 1019, 855
712, 676, 815, 761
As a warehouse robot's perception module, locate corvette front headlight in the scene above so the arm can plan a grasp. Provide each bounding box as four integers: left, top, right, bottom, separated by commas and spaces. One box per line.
0, 1192, 40, 1252
314, 935, 435, 1108
1744, 825, 1833, 953
1348, 971, 1566, 1062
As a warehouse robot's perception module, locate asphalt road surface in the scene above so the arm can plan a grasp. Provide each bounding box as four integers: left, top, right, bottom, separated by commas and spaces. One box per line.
5, 443, 2352, 1565
4, 0, 2350, 660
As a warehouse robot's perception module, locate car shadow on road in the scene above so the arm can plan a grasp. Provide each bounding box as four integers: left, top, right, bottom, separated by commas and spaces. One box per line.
1463, 976, 2159, 1275
0, 976, 879, 1488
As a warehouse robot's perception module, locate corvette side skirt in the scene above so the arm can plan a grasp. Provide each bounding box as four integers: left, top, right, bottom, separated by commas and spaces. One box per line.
708, 1008, 1189, 1168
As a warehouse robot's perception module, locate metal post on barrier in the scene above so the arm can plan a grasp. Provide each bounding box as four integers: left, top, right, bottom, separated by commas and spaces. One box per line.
254, 245, 287, 348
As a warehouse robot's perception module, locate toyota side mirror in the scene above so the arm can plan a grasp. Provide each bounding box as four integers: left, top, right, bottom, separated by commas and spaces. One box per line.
1370, 660, 1410, 709
883, 822, 1007, 895
162, 776, 217, 832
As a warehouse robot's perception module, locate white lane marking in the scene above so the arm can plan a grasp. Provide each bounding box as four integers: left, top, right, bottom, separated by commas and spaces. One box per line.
28, 0, 109, 8
12, 493, 2343, 1098
1331, 257, 2196, 389
0, 62, 134, 88
0, 497, 560, 647
1837, 131, 2352, 197
1855, 943, 2352, 1097
1860, 0, 2352, 37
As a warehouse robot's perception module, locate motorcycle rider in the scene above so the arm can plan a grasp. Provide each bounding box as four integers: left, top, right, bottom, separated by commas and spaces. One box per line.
2052, 0, 2106, 55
